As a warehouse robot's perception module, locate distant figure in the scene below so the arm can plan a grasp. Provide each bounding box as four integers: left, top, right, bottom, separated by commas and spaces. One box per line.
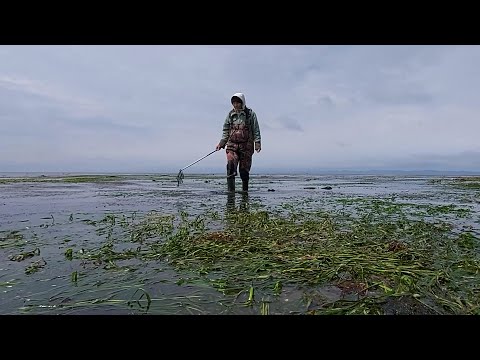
216, 92, 261, 193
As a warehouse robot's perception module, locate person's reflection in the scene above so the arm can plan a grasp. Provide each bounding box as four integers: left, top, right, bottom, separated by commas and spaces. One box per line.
226, 192, 250, 217
239, 192, 249, 212
226, 192, 236, 214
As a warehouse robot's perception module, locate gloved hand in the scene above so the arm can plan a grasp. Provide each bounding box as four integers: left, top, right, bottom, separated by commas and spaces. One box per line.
255, 142, 261, 153
216, 142, 225, 151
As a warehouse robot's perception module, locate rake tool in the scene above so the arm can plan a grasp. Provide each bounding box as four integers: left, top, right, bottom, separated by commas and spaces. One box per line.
176, 149, 218, 186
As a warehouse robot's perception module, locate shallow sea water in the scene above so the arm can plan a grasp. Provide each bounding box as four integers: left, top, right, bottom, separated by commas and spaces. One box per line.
1, 173, 479, 314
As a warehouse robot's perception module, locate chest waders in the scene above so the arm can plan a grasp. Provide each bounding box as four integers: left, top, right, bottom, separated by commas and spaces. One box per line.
226, 108, 253, 193
226, 148, 253, 193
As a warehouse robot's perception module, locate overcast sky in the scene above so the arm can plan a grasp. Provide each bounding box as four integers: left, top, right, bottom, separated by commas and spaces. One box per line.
1, 45, 480, 174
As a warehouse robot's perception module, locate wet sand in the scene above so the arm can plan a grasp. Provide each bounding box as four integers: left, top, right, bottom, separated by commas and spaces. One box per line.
1, 174, 479, 314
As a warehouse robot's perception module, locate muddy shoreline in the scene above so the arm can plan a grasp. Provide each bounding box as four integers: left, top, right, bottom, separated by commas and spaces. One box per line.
1, 174, 479, 314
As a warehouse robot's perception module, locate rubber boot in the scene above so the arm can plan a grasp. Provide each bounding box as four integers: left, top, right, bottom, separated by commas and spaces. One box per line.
227, 163, 236, 193
239, 169, 249, 193
227, 177, 235, 192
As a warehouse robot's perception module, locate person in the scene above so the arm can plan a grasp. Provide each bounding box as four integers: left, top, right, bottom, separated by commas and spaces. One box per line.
215, 92, 261, 193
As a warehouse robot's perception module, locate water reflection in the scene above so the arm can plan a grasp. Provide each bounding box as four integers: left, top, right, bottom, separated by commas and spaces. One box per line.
226, 192, 250, 215
239, 193, 249, 212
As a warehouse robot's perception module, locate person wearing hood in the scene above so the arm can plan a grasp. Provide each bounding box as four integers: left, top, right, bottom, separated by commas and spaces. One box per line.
216, 92, 261, 193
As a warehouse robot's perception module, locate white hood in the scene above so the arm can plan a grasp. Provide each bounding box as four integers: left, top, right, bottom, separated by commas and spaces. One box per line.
231, 92, 246, 109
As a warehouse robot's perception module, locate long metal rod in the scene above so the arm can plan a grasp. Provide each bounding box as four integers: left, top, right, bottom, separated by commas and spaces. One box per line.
180, 149, 218, 171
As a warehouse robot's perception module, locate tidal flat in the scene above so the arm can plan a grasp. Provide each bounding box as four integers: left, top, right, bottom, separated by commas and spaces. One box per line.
1, 173, 479, 315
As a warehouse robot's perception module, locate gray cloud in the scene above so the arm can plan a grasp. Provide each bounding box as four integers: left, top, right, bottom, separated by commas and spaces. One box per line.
390, 151, 480, 171
270, 116, 304, 132
368, 89, 433, 106
1, 45, 480, 173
